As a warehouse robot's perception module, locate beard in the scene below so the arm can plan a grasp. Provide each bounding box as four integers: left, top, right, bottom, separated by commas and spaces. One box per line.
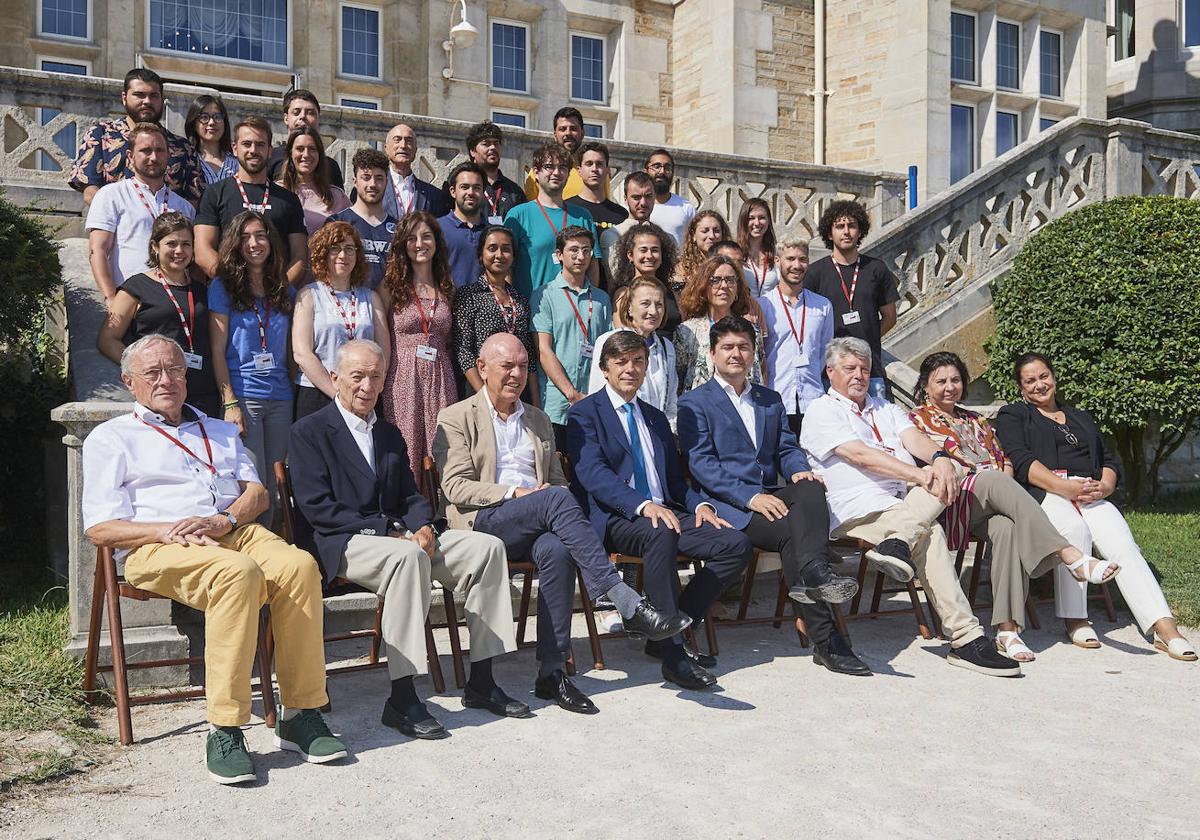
126, 103, 163, 124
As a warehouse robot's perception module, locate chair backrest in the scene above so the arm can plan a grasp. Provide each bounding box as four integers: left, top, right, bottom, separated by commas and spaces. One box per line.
273, 461, 297, 543
420, 455, 440, 510
557, 451, 574, 484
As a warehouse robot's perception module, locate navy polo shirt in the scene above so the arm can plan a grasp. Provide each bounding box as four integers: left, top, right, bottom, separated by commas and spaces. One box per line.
437, 211, 486, 288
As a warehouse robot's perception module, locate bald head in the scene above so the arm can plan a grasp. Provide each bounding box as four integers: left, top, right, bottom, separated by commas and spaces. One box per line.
386, 123, 417, 173
480, 332, 527, 364
477, 333, 529, 411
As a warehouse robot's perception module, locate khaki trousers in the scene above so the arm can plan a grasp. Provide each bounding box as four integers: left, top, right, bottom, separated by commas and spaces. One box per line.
834, 487, 984, 647
966, 470, 1067, 631
341, 529, 516, 680
123, 524, 328, 726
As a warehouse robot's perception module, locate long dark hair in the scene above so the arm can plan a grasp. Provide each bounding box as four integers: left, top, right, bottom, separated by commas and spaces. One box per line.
614, 221, 677, 287
279, 126, 333, 205
915, 351, 970, 404
382, 211, 455, 311
737, 197, 776, 267
216, 211, 293, 315
184, 94, 233, 157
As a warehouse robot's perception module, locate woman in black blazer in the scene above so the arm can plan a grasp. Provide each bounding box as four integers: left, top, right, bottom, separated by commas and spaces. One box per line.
994, 353, 1193, 661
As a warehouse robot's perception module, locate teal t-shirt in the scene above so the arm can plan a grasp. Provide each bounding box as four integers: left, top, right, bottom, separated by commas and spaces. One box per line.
530, 274, 612, 425
505, 201, 601, 300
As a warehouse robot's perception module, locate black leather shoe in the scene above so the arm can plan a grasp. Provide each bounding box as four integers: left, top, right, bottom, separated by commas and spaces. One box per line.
644, 638, 717, 669
865, 537, 916, 583
661, 655, 717, 690
790, 559, 860, 605
813, 634, 873, 676
534, 670, 599, 714
622, 598, 692, 641
381, 699, 448, 739
463, 684, 532, 718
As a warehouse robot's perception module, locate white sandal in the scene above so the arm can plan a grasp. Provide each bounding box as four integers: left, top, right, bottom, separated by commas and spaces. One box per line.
996, 631, 1035, 662
1154, 634, 1198, 662
1067, 623, 1101, 649
1066, 555, 1121, 584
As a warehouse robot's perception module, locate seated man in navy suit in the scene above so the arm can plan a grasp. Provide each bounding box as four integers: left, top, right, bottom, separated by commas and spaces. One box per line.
289, 339, 522, 740
677, 315, 869, 676
567, 329, 754, 690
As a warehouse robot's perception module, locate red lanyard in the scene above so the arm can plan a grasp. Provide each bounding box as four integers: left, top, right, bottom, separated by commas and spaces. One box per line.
849, 402, 885, 444
535, 201, 568, 237
491, 285, 517, 333
156, 271, 195, 352
390, 172, 414, 216
236, 179, 270, 213
484, 184, 504, 218
562, 287, 594, 341
748, 254, 770, 295
778, 288, 807, 347
139, 416, 216, 475
413, 294, 438, 339
131, 179, 168, 219
252, 299, 270, 350
832, 260, 860, 306
325, 285, 358, 339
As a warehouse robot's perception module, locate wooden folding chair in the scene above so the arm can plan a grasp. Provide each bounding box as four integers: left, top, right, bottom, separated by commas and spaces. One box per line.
707, 549, 812, 646
840, 537, 934, 640
82, 545, 277, 746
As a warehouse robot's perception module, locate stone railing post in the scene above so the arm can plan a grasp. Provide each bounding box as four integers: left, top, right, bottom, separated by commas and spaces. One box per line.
52, 401, 189, 687
1105, 120, 1150, 199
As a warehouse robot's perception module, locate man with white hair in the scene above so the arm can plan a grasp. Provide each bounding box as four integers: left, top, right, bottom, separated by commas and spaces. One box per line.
434, 333, 689, 714
83, 334, 346, 785
800, 336, 1020, 677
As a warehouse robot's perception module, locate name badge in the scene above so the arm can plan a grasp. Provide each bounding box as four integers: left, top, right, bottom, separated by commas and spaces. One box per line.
183, 352, 204, 370
416, 344, 438, 361
252, 352, 275, 371
842, 311, 862, 326
488, 215, 504, 225
213, 475, 241, 497
795, 352, 810, 368
580, 341, 594, 359
976, 462, 995, 471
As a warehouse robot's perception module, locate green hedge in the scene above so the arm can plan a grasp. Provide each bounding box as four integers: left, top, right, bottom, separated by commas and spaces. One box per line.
985, 196, 1200, 503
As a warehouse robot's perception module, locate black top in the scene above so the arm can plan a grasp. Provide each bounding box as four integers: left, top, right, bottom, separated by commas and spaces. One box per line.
568, 195, 628, 292
993, 401, 1121, 503
119, 272, 218, 403
195, 177, 307, 262
804, 254, 900, 379
451, 278, 537, 377
267, 145, 345, 190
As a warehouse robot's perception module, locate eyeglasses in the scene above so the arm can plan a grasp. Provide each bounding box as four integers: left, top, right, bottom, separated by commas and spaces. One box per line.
197, 113, 225, 124
708, 275, 738, 287
539, 164, 570, 173
134, 365, 187, 383
646, 162, 672, 172
329, 244, 357, 256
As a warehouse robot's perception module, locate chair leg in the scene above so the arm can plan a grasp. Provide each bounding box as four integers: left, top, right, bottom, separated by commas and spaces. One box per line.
869, 571, 885, 614
736, 552, 760, 621
793, 600, 811, 648
443, 589, 467, 690
425, 618, 445, 694
771, 572, 789, 629
967, 541, 985, 608
849, 556, 869, 615
953, 546, 966, 577
83, 552, 106, 699
257, 610, 277, 727
516, 570, 533, 647
565, 647, 577, 676
100, 552, 134, 746
576, 569, 605, 671
832, 603, 851, 641
905, 580, 934, 640
703, 607, 719, 657
1025, 596, 1041, 630
1099, 581, 1117, 621
369, 600, 383, 665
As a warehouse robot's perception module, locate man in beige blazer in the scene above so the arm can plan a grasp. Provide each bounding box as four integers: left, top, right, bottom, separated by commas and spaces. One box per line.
433, 333, 689, 714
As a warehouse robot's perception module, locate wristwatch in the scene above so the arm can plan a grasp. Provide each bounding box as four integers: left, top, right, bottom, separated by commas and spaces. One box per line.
930, 450, 951, 462
217, 509, 238, 528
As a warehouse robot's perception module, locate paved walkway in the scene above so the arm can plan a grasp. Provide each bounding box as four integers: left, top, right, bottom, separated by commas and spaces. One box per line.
4, 614, 1198, 839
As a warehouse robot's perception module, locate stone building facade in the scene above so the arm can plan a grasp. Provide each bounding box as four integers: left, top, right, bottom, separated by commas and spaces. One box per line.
1106, 0, 1200, 136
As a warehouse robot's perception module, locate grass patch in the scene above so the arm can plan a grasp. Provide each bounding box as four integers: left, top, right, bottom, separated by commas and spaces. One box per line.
1126, 488, 1200, 628
0, 562, 109, 790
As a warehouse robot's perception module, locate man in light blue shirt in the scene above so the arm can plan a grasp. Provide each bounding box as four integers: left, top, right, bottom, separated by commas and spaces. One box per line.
759, 240, 834, 436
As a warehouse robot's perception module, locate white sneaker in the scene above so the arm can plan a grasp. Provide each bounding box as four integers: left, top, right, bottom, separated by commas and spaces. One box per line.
596, 610, 623, 633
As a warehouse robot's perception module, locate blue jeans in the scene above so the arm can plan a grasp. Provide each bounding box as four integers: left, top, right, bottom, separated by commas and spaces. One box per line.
236, 396, 292, 527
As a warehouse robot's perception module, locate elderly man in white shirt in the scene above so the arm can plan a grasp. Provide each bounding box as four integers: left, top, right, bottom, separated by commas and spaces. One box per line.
82, 334, 345, 785
434, 333, 687, 714
800, 336, 1020, 677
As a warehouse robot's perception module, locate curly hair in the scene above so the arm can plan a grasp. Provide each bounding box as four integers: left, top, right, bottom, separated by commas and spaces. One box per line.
531, 141, 574, 172
678, 255, 751, 320
309, 221, 368, 288
382, 211, 456, 311
817, 199, 870, 250
216, 211, 293, 315
915, 351, 970, 404
279, 126, 333, 206
676, 210, 731, 286
737, 198, 777, 267
613, 222, 677, 288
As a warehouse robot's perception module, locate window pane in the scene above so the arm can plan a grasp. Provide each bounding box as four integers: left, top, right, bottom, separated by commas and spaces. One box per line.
1040, 117, 1058, 132
1114, 0, 1134, 60
571, 35, 605, 102
41, 59, 88, 75
950, 13, 976, 83
951, 104, 974, 184
583, 122, 603, 138
1186, 0, 1200, 47
1040, 31, 1061, 97
149, 0, 289, 66
38, 60, 87, 172
341, 6, 379, 78
997, 22, 1020, 89
996, 112, 1019, 155
491, 22, 527, 92
341, 98, 378, 110
492, 112, 526, 128
41, 0, 88, 38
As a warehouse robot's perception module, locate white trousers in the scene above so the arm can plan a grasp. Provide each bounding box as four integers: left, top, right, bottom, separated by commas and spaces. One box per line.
1040, 493, 1172, 634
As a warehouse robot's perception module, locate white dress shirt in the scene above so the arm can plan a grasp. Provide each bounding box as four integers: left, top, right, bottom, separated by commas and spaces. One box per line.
799, 388, 918, 532
81, 402, 258, 558
335, 396, 377, 472
758, 287, 835, 415
84, 176, 196, 285
714, 372, 758, 448
587, 329, 678, 429
387, 168, 416, 217
605, 385, 665, 509
482, 390, 538, 494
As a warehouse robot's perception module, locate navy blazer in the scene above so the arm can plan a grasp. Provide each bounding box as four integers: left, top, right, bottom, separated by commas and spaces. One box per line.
288, 401, 435, 584
381, 174, 450, 219
677, 377, 810, 530
566, 390, 707, 540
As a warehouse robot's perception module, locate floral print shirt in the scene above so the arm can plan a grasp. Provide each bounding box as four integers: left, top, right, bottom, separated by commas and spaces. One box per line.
908, 402, 1011, 472
69, 118, 202, 203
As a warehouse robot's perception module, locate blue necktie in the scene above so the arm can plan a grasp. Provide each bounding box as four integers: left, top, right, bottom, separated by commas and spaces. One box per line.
622, 403, 652, 499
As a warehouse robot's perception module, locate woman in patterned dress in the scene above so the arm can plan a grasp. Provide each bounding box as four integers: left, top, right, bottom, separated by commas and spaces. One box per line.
673, 255, 764, 393
380, 211, 457, 480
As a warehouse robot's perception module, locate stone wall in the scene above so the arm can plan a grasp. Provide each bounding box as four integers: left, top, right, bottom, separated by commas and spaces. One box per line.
632, 0, 674, 144
757, 0, 815, 163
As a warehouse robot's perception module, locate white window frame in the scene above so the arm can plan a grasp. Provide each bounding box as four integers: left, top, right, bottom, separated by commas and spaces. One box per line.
995, 109, 1020, 156
949, 10, 978, 85
144, 0, 294, 71
338, 2, 383, 81
37, 0, 92, 42
582, 121, 604, 139
490, 109, 528, 129
489, 18, 531, 95
1039, 28, 1063, 99
340, 95, 382, 110
995, 18, 1022, 91
950, 102, 977, 183
569, 31, 607, 105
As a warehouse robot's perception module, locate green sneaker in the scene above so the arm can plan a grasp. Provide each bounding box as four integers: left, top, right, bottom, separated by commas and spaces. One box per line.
206, 726, 255, 785
274, 709, 348, 764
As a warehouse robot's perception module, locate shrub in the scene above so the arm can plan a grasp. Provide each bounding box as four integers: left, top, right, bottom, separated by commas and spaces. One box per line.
985, 196, 1200, 504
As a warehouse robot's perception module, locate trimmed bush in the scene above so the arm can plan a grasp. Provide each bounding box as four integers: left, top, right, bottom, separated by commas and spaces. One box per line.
985, 195, 1200, 503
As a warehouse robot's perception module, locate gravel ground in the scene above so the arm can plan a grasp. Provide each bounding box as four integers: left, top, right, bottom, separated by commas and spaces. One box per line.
3, 613, 1198, 840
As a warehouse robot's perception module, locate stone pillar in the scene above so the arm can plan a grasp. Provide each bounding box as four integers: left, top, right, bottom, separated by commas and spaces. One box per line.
1105, 120, 1150, 199
52, 401, 190, 688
